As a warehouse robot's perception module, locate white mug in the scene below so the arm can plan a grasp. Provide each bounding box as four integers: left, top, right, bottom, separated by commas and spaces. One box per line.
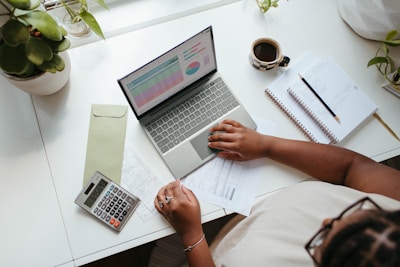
249, 38, 290, 71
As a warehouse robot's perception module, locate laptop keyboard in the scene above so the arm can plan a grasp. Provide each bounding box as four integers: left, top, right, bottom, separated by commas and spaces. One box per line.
144, 77, 239, 153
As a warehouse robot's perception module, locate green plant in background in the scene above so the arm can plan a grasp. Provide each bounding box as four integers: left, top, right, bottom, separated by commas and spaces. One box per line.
60, 0, 108, 40
256, 0, 280, 13
0, 0, 71, 77
368, 30, 400, 90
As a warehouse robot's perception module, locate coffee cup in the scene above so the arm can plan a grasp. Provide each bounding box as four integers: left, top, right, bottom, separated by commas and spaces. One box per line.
249, 38, 290, 71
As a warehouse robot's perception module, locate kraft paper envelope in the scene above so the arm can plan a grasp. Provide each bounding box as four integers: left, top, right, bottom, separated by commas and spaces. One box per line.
83, 104, 128, 186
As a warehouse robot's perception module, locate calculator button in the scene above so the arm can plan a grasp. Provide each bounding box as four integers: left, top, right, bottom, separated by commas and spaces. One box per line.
110, 218, 115, 225
126, 196, 136, 205
122, 193, 127, 199
106, 216, 111, 222
114, 221, 120, 228
119, 216, 124, 221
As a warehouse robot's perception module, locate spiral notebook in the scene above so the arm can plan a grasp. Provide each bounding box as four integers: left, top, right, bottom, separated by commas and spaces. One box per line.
265, 53, 378, 144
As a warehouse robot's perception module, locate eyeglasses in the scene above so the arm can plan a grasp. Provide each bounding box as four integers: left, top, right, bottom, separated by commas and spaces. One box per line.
304, 197, 383, 266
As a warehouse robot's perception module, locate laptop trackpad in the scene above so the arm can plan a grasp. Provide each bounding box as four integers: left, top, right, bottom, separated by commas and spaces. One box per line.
190, 129, 219, 160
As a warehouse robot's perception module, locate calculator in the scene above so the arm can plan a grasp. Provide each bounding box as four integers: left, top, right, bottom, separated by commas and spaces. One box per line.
75, 171, 140, 232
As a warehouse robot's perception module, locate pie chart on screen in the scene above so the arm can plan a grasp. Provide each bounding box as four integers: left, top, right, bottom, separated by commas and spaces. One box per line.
186, 61, 200, 75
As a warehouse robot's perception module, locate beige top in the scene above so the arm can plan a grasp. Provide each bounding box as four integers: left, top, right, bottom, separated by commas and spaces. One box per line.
210, 180, 400, 267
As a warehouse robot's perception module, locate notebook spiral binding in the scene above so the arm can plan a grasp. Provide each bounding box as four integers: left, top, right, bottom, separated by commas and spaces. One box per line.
287, 88, 339, 143
265, 88, 320, 142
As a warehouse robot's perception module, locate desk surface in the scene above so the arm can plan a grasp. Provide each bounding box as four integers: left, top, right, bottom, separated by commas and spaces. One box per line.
0, 83, 73, 266
2, 0, 400, 266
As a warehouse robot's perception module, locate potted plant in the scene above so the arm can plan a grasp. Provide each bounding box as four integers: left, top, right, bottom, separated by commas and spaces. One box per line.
368, 30, 400, 97
256, 0, 280, 13
0, 0, 72, 95
59, 0, 108, 39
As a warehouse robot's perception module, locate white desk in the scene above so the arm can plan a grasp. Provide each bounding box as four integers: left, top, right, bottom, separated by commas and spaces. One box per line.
3, 0, 400, 266
0, 78, 74, 267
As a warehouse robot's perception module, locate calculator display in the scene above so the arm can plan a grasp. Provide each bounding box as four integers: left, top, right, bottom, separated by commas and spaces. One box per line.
84, 179, 108, 208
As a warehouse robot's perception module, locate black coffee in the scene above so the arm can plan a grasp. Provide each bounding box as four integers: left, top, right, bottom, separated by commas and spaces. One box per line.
253, 42, 277, 62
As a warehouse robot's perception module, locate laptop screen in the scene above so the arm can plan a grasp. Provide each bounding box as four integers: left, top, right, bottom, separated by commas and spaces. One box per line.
118, 26, 217, 118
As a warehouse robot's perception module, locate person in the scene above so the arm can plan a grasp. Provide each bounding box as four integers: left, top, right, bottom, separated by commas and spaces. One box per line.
154, 119, 400, 267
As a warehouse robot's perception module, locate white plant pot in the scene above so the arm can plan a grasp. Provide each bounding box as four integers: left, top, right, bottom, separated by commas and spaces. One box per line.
336, 0, 400, 41
3, 52, 71, 96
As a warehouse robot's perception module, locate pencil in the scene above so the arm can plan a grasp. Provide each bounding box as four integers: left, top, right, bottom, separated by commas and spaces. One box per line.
298, 73, 341, 123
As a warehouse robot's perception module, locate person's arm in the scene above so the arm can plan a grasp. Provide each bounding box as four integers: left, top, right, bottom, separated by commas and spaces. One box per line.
208, 119, 400, 201
155, 180, 216, 267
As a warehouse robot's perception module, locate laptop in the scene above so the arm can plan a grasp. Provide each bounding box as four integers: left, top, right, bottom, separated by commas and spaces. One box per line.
118, 26, 256, 178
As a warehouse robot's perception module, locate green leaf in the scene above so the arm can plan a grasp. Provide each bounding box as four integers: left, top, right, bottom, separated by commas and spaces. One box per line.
383, 30, 400, 46
46, 37, 71, 52
0, 43, 33, 75
21, 10, 63, 41
386, 30, 398, 41
92, 0, 109, 10
1, 19, 30, 47
387, 55, 396, 73
25, 37, 53, 65
79, 11, 105, 39
257, 0, 279, 13
57, 38, 71, 52
60, 26, 68, 37
384, 39, 400, 47
52, 53, 65, 71
37, 53, 65, 73
367, 57, 388, 67
7, 0, 41, 10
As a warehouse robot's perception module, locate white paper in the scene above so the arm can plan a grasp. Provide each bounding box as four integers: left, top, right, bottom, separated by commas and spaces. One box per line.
121, 143, 164, 221
183, 117, 276, 216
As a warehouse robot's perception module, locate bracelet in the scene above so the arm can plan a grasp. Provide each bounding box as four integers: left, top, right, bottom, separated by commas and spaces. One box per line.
183, 234, 206, 252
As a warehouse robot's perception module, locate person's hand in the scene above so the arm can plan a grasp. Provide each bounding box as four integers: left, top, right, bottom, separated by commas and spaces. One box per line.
155, 180, 203, 244
208, 119, 268, 161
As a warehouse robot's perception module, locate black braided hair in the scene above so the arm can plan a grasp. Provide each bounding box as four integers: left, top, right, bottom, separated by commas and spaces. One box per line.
321, 210, 400, 267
